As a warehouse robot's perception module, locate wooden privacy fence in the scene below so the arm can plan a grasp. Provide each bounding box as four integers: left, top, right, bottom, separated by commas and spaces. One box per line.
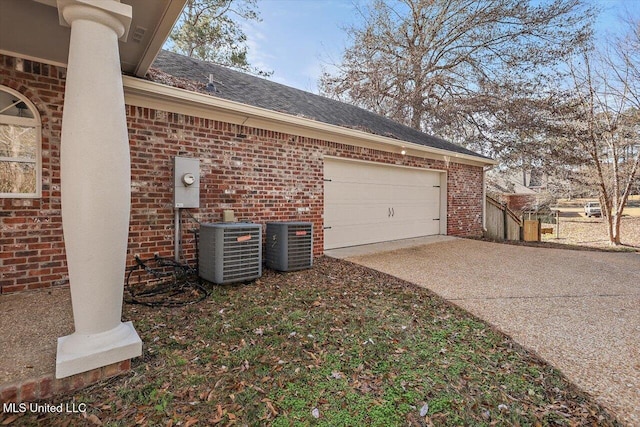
485, 196, 522, 241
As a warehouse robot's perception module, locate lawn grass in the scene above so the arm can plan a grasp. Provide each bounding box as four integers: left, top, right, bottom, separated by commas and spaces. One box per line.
6, 257, 619, 426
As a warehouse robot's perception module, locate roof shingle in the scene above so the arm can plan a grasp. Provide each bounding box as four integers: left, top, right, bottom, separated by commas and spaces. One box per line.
151, 50, 487, 160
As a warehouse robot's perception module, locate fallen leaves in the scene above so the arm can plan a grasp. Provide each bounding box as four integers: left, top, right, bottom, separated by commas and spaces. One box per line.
2, 257, 620, 426
263, 399, 278, 417
0, 415, 19, 426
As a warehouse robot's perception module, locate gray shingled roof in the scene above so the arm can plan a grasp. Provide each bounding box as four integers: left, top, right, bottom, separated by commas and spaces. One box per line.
151, 50, 487, 160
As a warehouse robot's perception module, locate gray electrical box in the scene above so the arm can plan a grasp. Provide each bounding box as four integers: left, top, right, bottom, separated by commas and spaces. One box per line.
173, 157, 200, 208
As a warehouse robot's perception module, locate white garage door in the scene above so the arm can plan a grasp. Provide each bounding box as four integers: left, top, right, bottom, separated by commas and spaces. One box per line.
324, 158, 443, 250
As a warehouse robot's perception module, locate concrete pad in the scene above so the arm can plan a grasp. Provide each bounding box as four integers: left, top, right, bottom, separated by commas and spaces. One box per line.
0, 287, 73, 384
324, 235, 457, 258
346, 238, 640, 426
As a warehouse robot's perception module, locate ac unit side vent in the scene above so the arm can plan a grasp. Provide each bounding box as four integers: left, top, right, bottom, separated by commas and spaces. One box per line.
199, 223, 262, 284
265, 222, 313, 272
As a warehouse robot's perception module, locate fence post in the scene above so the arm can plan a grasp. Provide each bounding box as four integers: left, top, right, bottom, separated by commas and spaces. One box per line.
502, 202, 508, 240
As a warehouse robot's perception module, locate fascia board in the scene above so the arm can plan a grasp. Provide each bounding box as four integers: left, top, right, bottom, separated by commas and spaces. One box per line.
122, 76, 497, 167
134, 0, 188, 77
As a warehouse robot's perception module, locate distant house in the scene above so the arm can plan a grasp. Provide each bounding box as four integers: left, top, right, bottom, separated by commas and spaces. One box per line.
487, 169, 549, 213
0, 0, 494, 383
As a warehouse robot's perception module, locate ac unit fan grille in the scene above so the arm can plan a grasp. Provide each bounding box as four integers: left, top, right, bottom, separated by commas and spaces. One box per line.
286, 225, 313, 270
222, 228, 261, 282
265, 222, 313, 272
199, 223, 262, 284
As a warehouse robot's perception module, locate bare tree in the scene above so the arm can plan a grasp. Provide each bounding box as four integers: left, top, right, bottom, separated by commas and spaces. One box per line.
319, 0, 595, 158
0, 124, 37, 194
558, 41, 640, 245
168, 0, 271, 76
610, 14, 640, 110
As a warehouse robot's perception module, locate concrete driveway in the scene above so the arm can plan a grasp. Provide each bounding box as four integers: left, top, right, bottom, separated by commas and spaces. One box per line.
333, 238, 640, 426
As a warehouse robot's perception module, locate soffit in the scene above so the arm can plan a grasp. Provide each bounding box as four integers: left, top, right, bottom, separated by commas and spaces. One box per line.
0, 0, 186, 77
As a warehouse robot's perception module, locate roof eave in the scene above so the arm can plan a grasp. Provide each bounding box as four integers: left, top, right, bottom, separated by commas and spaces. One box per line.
133, 1, 187, 77
0, 0, 187, 77
123, 76, 497, 167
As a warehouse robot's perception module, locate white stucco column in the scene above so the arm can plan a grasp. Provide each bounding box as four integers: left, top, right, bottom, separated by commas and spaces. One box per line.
56, 0, 141, 378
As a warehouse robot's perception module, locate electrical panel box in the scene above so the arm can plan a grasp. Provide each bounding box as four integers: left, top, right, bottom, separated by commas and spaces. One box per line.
265, 222, 313, 272
199, 223, 262, 284
174, 156, 200, 208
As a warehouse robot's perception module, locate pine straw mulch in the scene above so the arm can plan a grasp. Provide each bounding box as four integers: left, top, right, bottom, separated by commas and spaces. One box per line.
2, 257, 622, 426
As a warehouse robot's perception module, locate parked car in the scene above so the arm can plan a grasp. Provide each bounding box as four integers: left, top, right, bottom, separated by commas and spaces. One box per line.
584, 201, 601, 217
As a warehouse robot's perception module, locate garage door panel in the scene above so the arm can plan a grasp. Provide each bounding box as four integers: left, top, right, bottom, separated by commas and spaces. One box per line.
395, 208, 437, 222
391, 217, 440, 236
326, 182, 394, 204
325, 203, 389, 226
325, 224, 386, 248
324, 158, 444, 250
393, 190, 432, 205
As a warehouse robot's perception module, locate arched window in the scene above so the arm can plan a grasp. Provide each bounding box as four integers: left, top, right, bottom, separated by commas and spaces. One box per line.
0, 86, 41, 198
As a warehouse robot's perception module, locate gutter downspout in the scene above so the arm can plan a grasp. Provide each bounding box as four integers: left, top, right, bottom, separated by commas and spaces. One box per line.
174, 208, 181, 263
482, 165, 494, 233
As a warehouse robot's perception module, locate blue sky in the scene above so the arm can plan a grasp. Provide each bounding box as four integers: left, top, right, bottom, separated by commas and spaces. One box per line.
240, 0, 638, 93
242, 0, 359, 92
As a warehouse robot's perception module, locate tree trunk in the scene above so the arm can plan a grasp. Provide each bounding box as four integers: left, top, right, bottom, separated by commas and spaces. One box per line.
605, 213, 615, 245
611, 212, 622, 245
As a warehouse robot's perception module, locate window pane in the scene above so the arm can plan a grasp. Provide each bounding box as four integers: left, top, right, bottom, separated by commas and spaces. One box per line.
0, 92, 35, 119
0, 161, 36, 194
0, 123, 37, 158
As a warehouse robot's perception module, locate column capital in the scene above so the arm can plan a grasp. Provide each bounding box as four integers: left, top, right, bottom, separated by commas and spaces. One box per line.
57, 0, 132, 41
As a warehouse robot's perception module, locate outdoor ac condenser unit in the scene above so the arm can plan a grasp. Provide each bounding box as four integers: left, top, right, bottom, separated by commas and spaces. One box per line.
199, 223, 262, 284
265, 222, 313, 272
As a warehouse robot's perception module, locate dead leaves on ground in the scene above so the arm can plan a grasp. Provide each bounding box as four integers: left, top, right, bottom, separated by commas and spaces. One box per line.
1, 257, 621, 426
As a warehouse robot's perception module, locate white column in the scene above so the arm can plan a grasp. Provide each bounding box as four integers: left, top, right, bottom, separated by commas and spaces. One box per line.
56, 0, 141, 379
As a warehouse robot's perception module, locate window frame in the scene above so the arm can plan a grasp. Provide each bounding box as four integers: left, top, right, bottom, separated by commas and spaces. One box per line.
0, 86, 42, 198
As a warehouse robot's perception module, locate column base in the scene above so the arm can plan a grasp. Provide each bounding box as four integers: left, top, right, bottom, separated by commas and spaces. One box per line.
56, 321, 142, 379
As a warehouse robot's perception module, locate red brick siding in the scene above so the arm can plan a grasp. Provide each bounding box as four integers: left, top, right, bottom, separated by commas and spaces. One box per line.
503, 194, 536, 213
1, 53, 484, 294
0, 359, 131, 404
127, 109, 326, 265
0, 55, 67, 294
446, 162, 484, 236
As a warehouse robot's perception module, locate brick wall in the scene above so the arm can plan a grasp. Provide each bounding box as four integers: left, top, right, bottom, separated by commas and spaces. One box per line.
0, 360, 131, 404
1, 54, 484, 294
0, 55, 66, 294
126, 107, 325, 266
503, 194, 537, 214
447, 162, 485, 235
